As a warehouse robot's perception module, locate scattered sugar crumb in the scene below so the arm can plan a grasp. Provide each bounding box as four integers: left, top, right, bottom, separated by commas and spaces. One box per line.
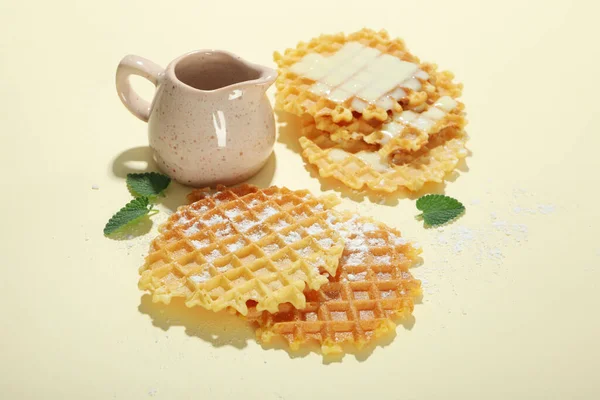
537, 204, 555, 214
148, 389, 157, 397
91, 184, 99, 190
415, 188, 558, 298
470, 199, 480, 205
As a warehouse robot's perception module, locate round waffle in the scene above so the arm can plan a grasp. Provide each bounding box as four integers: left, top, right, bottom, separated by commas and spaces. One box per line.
246, 211, 422, 355
299, 120, 469, 193
138, 185, 345, 315
274, 28, 465, 153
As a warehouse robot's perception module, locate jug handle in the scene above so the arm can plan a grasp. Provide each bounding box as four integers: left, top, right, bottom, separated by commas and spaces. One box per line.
115, 55, 163, 122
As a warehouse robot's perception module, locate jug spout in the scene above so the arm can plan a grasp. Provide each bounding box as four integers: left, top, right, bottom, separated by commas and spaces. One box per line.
253, 64, 277, 91
165, 49, 277, 95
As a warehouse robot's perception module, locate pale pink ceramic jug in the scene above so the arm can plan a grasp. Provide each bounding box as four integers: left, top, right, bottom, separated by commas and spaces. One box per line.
116, 50, 277, 186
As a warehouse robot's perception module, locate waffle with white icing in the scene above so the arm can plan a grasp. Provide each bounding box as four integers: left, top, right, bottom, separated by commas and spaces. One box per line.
246, 211, 422, 355
274, 28, 465, 152
299, 121, 468, 193
138, 185, 345, 316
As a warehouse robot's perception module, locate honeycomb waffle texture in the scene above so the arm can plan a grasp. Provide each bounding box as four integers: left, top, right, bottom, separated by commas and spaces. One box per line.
247, 211, 422, 354
300, 122, 469, 192
138, 185, 345, 315
274, 28, 464, 147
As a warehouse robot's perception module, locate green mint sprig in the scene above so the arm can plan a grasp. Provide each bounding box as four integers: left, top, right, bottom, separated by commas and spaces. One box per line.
416, 194, 465, 227
127, 172, 171, 198
103, 197, 156, 235
104, 172, 170, 237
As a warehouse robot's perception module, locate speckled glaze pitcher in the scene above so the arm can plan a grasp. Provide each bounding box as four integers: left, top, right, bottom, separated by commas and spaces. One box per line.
116, 50, 277, 186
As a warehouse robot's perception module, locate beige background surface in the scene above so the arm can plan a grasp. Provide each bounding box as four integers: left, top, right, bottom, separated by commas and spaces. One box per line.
1, 0, 599, 399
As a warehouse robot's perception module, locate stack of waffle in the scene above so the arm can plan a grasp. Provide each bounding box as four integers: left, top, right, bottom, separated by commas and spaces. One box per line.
274, 28, 468, 193
139, 185, 422, 355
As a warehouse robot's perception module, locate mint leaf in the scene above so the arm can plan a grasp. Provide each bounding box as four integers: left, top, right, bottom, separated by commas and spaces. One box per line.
127, 172, 171, 198
416, 194, 465, 227
104, 197, 154, 235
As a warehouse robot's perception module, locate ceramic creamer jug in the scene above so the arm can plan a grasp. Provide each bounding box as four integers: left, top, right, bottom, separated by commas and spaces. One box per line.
116, 50, 277, 186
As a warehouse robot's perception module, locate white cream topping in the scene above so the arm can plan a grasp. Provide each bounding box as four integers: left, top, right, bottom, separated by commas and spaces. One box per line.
355, 151, 390, 172
380, 96, 459, 143
291, 42, 426, 109
328, 148, 350, 162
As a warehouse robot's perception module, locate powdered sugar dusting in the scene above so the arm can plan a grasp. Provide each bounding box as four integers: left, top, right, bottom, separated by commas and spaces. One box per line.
257, 206, 278, 221
373, 255, 391, 265
274, 219, 290, 231
217, 264, 233, 273
392, 235, 409, 246
227, 239, 245, 252
282, 231, 302, 244
205, 249, 222, 262
537, 204, 555, 215
248, 199, 260, 208
346, 237, 368, 252
215, 225, 233, 237
318, 238, 334, 249
414, 185, 560, 302
296, 246, 314, 257
306, 223, 325, 235
205, 214, 225, 226
248, 230, 266, 241
191, 239, 210, 249
344, 252, 365, 266
184, 224, 200, 236
236, 219, 257, 232
190, 270, 211, 283
368, 238, 386, 247
362, 223, 377, 232
224, 208, 242, 219
175, 216, 190, 226
263, 243, 280, 255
